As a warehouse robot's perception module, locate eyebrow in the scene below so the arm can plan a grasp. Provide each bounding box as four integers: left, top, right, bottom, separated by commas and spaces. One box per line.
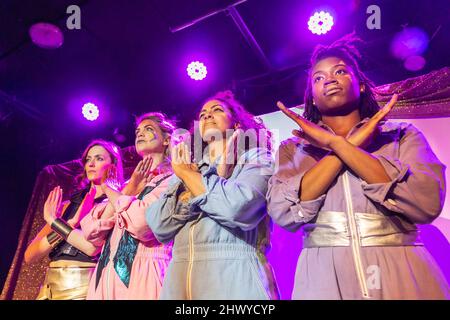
136, 124, 155, 132
312, 64, 347, 76
200, 104, 223, 114
86, 154, 104, 158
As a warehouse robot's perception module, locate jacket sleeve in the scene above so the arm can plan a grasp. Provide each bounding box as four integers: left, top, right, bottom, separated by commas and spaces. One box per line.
146, 175, 197, 244
80, 202, 115, 247
113, 176, 171, 242
362, 123, 446, 224
266, 139, 326, 232
188, 148, 274, 231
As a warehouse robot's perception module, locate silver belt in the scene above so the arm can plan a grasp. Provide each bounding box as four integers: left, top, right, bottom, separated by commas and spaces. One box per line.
303, 211, 422, 248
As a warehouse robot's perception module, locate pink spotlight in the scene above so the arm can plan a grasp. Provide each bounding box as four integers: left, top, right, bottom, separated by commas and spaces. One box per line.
82, 103, 99, 121
404, 55, 426, 72
308, 11, 334, 35
187, 61, 207, 80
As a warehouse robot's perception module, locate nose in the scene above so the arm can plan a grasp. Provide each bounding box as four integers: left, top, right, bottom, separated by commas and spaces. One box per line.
203, 111, 213, 120
324, 76, 338, 86
88, 160, 95, 167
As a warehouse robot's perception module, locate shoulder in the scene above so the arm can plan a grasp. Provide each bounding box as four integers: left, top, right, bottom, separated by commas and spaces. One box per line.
238, 147, 274, 164
381, 120, 425, 141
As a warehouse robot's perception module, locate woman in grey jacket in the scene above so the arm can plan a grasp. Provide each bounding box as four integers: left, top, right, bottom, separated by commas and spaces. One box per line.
146, 90, 279, 299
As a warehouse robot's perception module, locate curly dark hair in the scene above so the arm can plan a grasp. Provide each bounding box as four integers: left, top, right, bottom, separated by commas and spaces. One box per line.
190, 90, 273, 163
303, 32, 380, 123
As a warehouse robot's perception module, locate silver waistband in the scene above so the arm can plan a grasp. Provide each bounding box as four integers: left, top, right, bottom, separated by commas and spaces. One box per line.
303, 211, 422, 248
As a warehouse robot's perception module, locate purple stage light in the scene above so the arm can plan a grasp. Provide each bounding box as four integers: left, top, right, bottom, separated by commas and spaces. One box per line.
82, 103, 99, 121
404, 55, 426, 72
29, 22, 64, 49
308, 11, 334, 35
187, 61, 207, 80
390, 27, 429, 60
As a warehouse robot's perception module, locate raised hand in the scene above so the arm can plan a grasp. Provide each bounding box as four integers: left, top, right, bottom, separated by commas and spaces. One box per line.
43, 186, 63, 225
101, 164, 121, 191
277, 101, 337, 149
130, 156, 154, 194
216, 129, 241, 178
348, 94, 398, 148
171, 142, 198, 179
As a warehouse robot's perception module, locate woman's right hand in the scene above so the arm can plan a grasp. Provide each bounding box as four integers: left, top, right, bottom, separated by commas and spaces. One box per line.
43, 186, 63, 225
128, 156, 154, 194
277, 101, 338, 150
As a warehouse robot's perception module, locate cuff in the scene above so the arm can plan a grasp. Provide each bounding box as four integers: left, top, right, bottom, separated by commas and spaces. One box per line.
188, 168, 219, 207
283, 174, 326, 223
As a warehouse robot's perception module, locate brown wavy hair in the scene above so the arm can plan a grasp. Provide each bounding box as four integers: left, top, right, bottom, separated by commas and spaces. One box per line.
190, 90, 273, 162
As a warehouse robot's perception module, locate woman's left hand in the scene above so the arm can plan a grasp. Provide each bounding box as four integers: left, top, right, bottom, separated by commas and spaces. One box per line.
100, 164, 121, 192
216, 129, 241, 178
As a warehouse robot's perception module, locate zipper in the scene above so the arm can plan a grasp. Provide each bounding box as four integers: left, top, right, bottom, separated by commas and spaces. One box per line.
186, 214, 203, 300
106, 259, 112, 300
342, 172, 370, 299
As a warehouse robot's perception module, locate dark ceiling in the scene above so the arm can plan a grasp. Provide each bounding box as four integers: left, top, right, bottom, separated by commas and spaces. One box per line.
0, 0, 449, 288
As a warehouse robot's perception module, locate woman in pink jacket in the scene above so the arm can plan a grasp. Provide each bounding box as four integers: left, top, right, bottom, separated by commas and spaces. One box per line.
81, 112, 176, 299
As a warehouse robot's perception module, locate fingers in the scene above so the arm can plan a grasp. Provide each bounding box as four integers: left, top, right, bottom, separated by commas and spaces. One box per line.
55, 187, 62, 208
171, 143, 181, 165
141, 156, 151, 173
371, 93, 398, 123
292, 129, 305, 139
277, 101, 304, 126
184, 144, 189, 163
135, 159, 143, 173
383, 93, 398, 112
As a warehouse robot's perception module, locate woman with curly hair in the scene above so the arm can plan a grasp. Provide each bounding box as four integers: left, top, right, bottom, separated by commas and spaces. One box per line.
267, 33, 449, 299
147, 91, 280, 299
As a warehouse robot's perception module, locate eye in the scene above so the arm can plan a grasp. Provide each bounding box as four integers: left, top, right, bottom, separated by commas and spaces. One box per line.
199, 113, 205, 119
336, 69, 347, 75
314, 75, 324, 83
146, 127, 154, 132
212, 107, 223, 112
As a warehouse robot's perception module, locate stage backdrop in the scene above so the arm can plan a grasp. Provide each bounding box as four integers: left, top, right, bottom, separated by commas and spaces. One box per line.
2, 67, 450, 299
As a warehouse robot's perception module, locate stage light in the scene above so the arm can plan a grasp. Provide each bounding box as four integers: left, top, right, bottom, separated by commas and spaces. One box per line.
82, 103, 99, 121
404, 55, 426, 72
29, 22, 64, 49
187, 61, 207, 80
390, 27, 429, 60
308, 11, 334, 35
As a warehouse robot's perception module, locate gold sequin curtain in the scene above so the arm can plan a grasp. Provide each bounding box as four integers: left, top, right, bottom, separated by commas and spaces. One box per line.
375, 67, 450, 118
1, 146, 139, 300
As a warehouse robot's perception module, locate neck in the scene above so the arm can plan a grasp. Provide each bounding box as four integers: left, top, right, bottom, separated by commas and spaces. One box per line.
91, 183, 104, 198
141, 152, 168, 174
207, 139, 226, 164
321, 109, 361, 137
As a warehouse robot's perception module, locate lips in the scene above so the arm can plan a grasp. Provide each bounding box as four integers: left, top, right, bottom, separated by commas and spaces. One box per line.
136, 139, 146, 143
324, 86, 342, 96
87, 170, 96, 174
